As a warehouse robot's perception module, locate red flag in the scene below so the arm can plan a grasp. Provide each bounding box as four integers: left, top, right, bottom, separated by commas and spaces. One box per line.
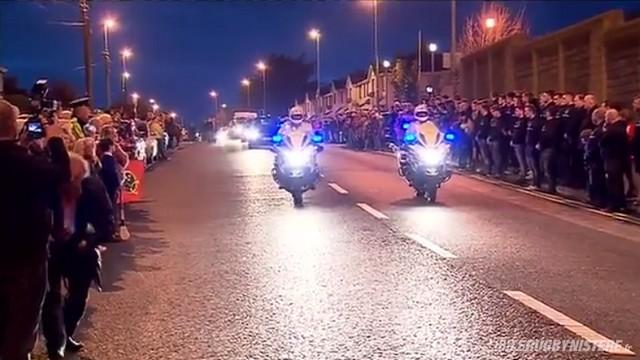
122, 160, 145, 204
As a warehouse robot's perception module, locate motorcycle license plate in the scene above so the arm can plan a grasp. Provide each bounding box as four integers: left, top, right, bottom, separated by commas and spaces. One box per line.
290, 169, 304, 177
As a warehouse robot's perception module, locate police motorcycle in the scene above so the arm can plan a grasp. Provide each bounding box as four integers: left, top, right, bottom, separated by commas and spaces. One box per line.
271, 107, 323, 207
390, 104, 452, 203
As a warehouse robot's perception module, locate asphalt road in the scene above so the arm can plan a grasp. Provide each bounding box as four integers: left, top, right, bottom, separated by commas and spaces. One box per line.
44, 143, 640, 360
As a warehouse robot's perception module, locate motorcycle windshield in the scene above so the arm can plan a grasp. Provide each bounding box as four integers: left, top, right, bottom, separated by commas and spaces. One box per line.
284, 132, 311, 150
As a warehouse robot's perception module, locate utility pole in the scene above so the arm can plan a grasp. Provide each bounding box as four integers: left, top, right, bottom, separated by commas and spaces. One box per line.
80, 0, 93, 105
417, 30, 422, 96
451, 0, 457, 96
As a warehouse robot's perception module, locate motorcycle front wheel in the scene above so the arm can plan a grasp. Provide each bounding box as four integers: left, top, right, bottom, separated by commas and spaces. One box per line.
292, 191, 304, 207
426, 187, 438, 203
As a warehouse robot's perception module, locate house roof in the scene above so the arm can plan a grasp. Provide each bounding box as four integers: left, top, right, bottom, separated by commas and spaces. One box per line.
332, 77, 347, 90
349, 70, 368, 84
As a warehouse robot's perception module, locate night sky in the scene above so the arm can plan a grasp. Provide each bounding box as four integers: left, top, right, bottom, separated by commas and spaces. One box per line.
1, 0, 638, 124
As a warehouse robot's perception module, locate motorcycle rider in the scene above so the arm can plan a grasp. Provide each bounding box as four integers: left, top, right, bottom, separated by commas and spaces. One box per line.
272, 106, 317, 187
396, 104, 443, 178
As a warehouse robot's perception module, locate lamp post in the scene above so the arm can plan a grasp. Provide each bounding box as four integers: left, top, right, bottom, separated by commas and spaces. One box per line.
428, 43, 437, 73
382, 59, 391, 107
102, 17, 116, 108
121, 48, 132, 102
209, 90, 218, 115
308, 28, 321, 97
373, 0, 380, 107
131, 92, 139, 118
241, 78, 251, 108
256, 61, 267, 113
80, 0, 93, 105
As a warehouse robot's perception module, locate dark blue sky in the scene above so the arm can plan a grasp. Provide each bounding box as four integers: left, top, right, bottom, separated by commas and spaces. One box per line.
1, 0, 638, 123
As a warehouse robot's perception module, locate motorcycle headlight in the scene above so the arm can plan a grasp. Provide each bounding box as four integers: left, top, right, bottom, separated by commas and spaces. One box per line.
418, 147, 445, 167
245, 128, 260, 140
284, 148, 313, 167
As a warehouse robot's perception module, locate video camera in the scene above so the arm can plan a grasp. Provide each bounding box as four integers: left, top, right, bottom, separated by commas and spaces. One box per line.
25, 79, 60, 140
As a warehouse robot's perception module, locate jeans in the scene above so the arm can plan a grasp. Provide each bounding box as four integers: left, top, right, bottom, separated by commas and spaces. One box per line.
476, 138, 492, 174
525, 145, 541, 187
512, 143, 527, 180
541, 148, 557, 193
488, 139, 503, 176
0, 261, 47, 360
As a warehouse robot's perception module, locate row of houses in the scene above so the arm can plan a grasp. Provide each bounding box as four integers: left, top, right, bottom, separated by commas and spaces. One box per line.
295, 52, 456, 116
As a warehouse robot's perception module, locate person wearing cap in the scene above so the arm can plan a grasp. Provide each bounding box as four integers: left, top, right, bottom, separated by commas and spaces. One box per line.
69, 97, 91, 141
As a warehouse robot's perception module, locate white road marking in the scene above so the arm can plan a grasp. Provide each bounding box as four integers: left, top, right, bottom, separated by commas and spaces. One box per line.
405, 233, 458, 259
327, 182, 349, 194
504, 291, 635, 356
356, 203, 389, 220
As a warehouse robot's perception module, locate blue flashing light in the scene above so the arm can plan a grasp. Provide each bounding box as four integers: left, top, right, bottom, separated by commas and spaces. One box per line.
402, 122, 410, 130
271, 134, 283, 143
403, 133, 417, 143
312, 134, 324, 143
444, 132, 456, 142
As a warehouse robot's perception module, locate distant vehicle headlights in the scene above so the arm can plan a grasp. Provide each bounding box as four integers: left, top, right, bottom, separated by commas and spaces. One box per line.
244, 127, 260, 141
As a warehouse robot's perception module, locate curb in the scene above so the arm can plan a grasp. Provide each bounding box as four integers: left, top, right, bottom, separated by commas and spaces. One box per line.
454, 169, 640, 227
343, 147, 640, 226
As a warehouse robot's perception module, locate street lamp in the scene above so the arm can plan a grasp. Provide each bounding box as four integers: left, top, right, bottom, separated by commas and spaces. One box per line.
121, 48, 132, 100
131, 92, 140, 117
221, 103, 227, 109
256, 61, 267, 113
241, 78, 251, 108
382, 59, 391, 106
102, 17, 117, 108
122, 72, 130, 79
149, 98, 156, 104
152, 103, 159, 112
428, 43, 437, 72
170, 112, 177, 118
485, 17, 497, 29
209, 90, 219, 114
308, 28, 321, 97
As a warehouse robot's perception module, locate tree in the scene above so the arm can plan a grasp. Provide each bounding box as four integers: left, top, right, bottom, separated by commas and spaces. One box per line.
391, 58, 418, 103
240, 54, 315, 115
459, 2, 527, 55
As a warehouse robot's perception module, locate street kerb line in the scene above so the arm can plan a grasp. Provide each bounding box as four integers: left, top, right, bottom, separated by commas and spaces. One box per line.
405, 233, 458, 259
503, 291, 635, 356
356, 203, 389, 220
327, 182, 349, 195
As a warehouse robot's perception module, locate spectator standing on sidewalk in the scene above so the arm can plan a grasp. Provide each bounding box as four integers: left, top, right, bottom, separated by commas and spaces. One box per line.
583, 107, 607, 208
601, 109, 630, 212
524, 104, 543, 189
510, 106, 527, 182
0, 100, 61, 360
488, 106, 506, 176
475, 104, 492, 174
539, 107, 562, 193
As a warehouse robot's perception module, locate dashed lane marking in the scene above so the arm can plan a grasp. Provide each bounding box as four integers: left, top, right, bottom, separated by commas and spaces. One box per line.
356, 203, 389, 220
405, 233, 458, 259
327, 182, 349, 195
504, 291, 635, 356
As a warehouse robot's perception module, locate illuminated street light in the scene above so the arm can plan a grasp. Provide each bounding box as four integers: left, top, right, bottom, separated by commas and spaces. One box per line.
209, 90, 219, 113
485, 17, 497, 29
152, 104, 159, 111
428, 43, 437, 73
170, 112, 177, 118
221, 103, 228, 109
131, 92, 139, 100
308, 28, 321, 96
102, 17, 117, 108
149, 98, 156, 104
131, 92, 140, 117
382, 59, 391, 69
256, 61, 267, 112
241, 78, 251, 108
209, 90, 217, 98
122, 72, 130, 79
121, 48, 132, 58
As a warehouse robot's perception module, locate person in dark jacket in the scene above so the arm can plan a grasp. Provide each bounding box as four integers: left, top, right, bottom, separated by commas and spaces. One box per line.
524, 105, 543, 188
475, 104, 492, 175
510, 106, 527, 182
538, 106, 563, 193
0, 100, 61, 360
582, 107, 607, 208
488, 106, 506, 176
600, 109, 630, 212
98, 138, 120, 207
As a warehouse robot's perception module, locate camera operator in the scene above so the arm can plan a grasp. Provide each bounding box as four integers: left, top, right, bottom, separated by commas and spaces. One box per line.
0, 99, 63, 360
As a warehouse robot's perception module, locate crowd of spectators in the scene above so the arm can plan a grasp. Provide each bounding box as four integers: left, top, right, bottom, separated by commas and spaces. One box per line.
0, 94, 183, 359
319, 91, 640, 213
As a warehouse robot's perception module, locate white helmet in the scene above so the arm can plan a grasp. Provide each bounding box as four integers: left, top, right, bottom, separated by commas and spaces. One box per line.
288, 106, 305, 124
414, 104, 429, 123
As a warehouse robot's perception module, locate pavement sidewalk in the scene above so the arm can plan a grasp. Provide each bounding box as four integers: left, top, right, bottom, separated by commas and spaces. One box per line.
340, 145, 640, 226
